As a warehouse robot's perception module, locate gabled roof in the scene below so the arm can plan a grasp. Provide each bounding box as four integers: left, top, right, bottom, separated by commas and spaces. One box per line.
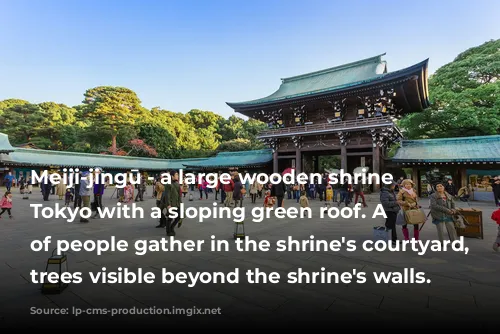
227, 54, 386, 108
226, 55, 429, 113
182, 149, 273, 169
392, 135, 500, 163
0, 147, 208, 170
0, 133, 15, 153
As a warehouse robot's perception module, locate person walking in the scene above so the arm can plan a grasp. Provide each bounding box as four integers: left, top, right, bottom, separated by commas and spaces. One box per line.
135, 174, 146, 202
353, 178, 367, 207
74, 180, 81, 209
41, 180, 51, 201
223, 175, 235, 207
397, 179, 421, 241
430, 181, 458, 243
492, 176, 500, 207
444, 179, 457, 197
271, 179, 286, 208
79, 171, 92, 223
3, 172, 14, 192
165, 170, 182, 237
232, 176, 244, 208
92, 171, 105, 219
380, 181, 400, 245
299, 191, 309, 208
155, 178, 165, 228
491, 207, 500, 251
250, 180, 258, 204
0, 191, 13, 219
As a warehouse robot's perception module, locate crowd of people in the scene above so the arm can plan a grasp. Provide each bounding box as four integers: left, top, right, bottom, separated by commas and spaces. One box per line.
381, 177, 500, 252
2, 168, 499, 251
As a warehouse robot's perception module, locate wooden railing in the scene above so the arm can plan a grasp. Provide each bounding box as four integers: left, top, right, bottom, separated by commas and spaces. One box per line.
257, 117, 394, 137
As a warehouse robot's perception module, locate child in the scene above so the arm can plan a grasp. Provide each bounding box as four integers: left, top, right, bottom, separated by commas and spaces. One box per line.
299, 191, 309, 208
65, 188, 73, 207
264, 191, 275, 209
124, 182, 134, 203
0, 191, 13, 219
492, 208, 500, 251
325, 185, 333, 202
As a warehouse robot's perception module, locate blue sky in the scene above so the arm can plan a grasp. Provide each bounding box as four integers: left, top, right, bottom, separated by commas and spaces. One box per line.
1, 0, 499, 118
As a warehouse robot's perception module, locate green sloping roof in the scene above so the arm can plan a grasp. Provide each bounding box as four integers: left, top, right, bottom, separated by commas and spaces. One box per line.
392, 135, 500, 162
0, 133, 15, 153
183, 149, 273, 168
226, 54, 387, 107
0, 147, 209, 170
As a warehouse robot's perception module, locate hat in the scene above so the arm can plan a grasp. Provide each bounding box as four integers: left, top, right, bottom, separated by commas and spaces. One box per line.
432, 180, 445, 188
401, 179, 414, 187
384, 180, 397, 188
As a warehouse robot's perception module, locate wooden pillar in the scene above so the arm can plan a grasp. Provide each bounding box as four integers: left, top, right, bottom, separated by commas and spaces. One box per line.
412, 167, 419, 195
459, 167, 467, 189
372, 145, 380, 192
295, 148, 301, 174
341, 145, 347, 171
273, 151, 278, 174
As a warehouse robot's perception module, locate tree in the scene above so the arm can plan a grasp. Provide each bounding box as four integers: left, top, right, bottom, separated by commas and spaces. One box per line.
217, 138, 254, 152
81, 86, 143, 154
399, 39, 500, 138
37, 102, 77, 149
0, 99, 30, 116
0, 104, 44, 144
102, 138, 158, 157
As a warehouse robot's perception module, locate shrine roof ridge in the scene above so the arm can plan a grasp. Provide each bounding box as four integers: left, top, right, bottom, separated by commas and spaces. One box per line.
226, 56, 429, 109
401, 135, 500, 145
392, 135, 500, 163
280, 53, 386, 83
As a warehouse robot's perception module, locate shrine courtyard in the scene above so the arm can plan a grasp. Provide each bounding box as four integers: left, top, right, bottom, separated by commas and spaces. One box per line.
1, 189, 499, 327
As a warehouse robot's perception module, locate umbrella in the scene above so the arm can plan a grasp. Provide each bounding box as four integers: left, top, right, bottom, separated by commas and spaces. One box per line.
282, 167, 294, 176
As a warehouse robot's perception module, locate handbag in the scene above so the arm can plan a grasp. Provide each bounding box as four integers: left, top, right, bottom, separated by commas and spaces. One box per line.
396, 210, 405, 225
453, 213, 468, 229
373, 226, 391, 241
404, 208, 426, 225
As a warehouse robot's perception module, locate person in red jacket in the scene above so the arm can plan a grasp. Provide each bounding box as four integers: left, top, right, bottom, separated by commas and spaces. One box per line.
492, 208, 500, 252
0, 191, 13, 219
223, 176, 235, 207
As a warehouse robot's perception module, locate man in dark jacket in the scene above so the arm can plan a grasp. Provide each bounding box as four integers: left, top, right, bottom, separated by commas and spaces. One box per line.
492, 176, 500, 207
232, 176, 243, 208
164, 170, 182, 237
271, 179, 286, 208
380, 181, 400, 244
444, 179, 457, 197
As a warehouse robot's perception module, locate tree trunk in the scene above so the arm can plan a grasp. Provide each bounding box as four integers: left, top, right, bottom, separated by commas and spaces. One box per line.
111, 135, 117, 155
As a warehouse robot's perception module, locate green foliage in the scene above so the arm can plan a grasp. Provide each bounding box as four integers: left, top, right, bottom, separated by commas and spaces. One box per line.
318, 156, 341, 171
5, 40, 495, 157
0, 99, 29, 117
399, 39, 500, 139
0, 89, 267, 158
0, 104, 45, 144
386, 142, 401, 158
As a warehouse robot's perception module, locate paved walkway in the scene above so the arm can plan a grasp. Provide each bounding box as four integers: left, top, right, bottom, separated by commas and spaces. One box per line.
1, 187, 499, 327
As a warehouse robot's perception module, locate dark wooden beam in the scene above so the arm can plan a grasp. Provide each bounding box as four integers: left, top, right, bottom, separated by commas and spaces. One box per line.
346, 152, 373, 156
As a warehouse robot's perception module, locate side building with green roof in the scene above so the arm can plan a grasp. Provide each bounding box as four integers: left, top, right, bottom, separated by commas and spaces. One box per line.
388, 135, 500, 199
0, 132, 273, 182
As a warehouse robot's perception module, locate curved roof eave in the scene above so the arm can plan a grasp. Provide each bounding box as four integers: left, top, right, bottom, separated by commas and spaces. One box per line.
226, 59, 429, 110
